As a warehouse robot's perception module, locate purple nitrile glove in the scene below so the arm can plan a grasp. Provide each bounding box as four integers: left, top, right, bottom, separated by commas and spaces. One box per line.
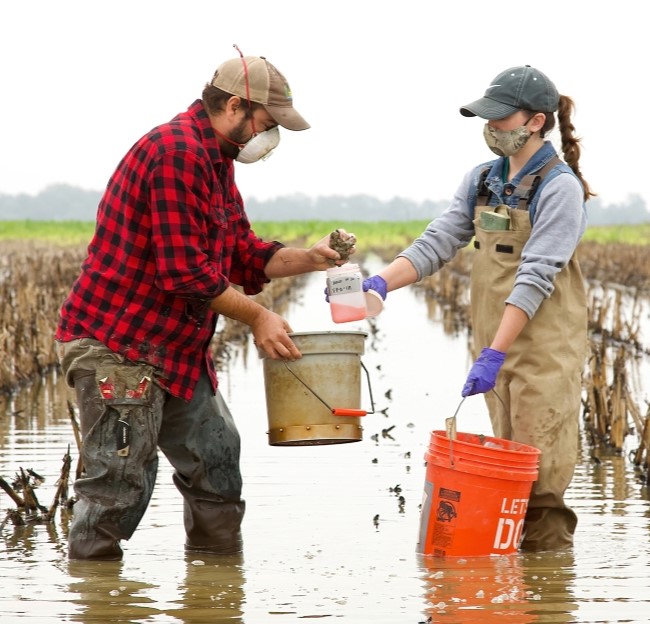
362, 275, 387, 301
461, 347, 506, 397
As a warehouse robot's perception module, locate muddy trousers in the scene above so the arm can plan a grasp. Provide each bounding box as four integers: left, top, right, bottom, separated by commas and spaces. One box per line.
485, 370, 581, 552
68, 364, 245, 560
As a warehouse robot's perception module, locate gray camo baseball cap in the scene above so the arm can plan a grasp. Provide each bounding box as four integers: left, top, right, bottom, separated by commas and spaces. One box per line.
460, 65, 559, 120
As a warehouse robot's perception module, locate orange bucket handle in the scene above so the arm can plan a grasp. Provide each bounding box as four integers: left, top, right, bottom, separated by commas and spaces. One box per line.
332, 408, 367, 417
283, 360, 375, 416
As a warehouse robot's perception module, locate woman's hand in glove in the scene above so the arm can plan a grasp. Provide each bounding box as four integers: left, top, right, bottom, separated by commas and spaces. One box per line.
461, 347, 506, 396
362, 275, 387, 300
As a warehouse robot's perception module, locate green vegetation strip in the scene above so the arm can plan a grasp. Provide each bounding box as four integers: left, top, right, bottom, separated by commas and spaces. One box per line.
1, 220, 650, 247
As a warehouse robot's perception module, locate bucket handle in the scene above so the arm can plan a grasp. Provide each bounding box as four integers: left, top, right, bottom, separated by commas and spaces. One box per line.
445, 391, 507, 462
282, 360, 376, 416
445, 396, 468, 466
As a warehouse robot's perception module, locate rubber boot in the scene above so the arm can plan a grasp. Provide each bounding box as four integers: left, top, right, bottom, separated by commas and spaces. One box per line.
520, 506, 578, 552
181, 491, 246, 555
68, 536, 124, 560
183, 499, 246, 554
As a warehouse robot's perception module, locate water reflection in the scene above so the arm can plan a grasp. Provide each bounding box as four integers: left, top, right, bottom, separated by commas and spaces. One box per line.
67, 560, 165, 622
418, 551, 577, 623
66, 553, 245, 623
2, 520, 68, 560
1, 272, 650, 623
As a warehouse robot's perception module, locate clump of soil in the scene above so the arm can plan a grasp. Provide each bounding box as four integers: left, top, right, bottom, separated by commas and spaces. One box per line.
328, 229, 357, 263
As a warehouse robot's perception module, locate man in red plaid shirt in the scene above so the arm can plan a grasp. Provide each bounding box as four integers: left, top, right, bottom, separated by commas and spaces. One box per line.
55, 50, 353, 560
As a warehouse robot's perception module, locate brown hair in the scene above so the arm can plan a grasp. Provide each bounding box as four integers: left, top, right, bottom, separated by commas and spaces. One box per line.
539, 95, 595, 201
201, 83, 263, 118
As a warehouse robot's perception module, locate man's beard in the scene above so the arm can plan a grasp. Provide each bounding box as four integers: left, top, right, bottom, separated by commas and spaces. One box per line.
220, 117, 250, 160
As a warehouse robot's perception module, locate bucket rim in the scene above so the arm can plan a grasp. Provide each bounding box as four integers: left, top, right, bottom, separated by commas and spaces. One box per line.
431, 430, 541, 457
428, 441, 539, 465
425, 451, 540, 480
288, 330, 369, 338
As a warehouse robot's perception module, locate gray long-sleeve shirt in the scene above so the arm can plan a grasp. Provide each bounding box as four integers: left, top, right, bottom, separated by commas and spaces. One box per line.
398, 160, 586, 319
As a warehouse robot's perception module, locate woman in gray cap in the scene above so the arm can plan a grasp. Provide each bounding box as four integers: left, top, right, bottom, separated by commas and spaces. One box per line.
363, 65, 594, 551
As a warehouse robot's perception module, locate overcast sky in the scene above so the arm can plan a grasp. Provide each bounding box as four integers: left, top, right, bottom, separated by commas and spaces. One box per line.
1, 1, 645, 211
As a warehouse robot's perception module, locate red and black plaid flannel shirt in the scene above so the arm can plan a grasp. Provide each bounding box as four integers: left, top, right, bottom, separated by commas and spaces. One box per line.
56, 100, 283, 400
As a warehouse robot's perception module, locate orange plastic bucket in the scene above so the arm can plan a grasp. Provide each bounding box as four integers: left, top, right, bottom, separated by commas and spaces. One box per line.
416, 430, 540, 557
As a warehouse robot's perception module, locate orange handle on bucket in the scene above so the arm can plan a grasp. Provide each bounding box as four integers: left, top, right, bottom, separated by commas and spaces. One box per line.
332, 408, 367, 417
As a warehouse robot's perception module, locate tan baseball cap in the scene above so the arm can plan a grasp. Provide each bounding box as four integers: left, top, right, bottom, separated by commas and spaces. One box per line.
212, 55, 309, 131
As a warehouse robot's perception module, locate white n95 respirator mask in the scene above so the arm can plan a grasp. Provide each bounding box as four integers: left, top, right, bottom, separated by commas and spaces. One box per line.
236, 126, 280, 164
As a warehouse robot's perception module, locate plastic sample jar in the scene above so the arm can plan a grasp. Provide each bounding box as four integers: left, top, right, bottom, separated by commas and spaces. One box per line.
326, 264, 367, 323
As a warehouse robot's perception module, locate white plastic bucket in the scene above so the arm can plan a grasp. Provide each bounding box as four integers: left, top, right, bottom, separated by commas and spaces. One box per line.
262, 331, 368, 446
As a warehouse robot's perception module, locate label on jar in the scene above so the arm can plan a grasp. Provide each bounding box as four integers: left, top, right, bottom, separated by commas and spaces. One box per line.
327, 273, 362, 295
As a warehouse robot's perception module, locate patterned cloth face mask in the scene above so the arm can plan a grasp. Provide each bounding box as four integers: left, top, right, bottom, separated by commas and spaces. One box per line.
482, 115, 535, 157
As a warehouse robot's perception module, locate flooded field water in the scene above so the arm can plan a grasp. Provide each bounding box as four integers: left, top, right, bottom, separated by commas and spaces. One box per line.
1, 269, 650, 623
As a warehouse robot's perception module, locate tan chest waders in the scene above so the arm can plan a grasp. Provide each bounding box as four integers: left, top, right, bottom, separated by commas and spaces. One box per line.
469, 159, 588, 550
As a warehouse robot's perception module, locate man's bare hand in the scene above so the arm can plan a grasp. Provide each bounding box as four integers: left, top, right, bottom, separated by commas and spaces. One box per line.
309, 228, 357, 269
252, 309, 302, 360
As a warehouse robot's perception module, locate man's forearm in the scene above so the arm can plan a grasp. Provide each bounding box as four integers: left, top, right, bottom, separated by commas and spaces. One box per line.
265, 247, 325, 278
208, 284, 301, 361
209, 286, 265, 326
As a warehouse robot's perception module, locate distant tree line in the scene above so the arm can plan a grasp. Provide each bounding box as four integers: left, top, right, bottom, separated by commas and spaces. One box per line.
1, 184, 649, 225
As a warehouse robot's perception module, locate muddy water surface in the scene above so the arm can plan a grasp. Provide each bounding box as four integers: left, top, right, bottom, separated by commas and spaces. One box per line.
1, 270, 650, 623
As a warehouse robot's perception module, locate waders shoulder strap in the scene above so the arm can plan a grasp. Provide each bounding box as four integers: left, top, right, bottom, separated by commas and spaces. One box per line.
475, 166, 491, 207
514, 155, 562, 210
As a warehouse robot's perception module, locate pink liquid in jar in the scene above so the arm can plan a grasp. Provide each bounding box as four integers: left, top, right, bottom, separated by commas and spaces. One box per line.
330, 302, 367, 323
